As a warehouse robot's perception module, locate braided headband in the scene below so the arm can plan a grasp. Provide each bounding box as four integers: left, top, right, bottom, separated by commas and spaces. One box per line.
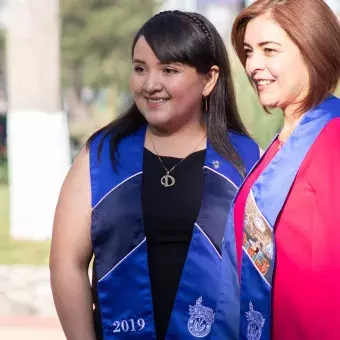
151, 10, 215, 56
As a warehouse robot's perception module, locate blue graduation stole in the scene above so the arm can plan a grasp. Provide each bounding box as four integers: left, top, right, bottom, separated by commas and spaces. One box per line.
212, 95, 340, 340
89, 125, 259, 339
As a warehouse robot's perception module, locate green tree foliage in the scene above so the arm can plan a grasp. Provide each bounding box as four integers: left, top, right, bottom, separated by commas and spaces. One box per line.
61, 0, 158, 94
0, 29, 4, 50
0, 29, 5, 84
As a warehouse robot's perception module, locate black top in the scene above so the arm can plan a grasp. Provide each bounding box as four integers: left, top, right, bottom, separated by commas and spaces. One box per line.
142, 148, 206, 340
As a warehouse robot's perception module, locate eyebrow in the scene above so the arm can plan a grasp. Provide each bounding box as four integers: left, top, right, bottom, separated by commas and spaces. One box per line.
243, 41, 283, 48
132, 58, 147, 64
132, 59, 183, 67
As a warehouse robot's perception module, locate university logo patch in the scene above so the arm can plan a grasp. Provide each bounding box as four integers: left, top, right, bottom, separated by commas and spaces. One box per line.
187, 296, 215, 338
246, 302, 265, 340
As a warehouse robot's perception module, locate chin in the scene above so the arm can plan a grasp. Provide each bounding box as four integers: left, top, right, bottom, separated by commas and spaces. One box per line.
144, 114, 172, 129
263, 103, 280, 109
259, 96, 279, 109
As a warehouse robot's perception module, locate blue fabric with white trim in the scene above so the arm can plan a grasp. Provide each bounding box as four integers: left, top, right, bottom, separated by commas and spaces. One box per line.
89, 125, 259, 339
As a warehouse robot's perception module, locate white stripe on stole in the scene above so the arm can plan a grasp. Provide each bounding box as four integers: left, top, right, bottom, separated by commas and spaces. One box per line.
93, 171, 143, 211
203, 166, 238, 189
195, 223, 222, 260
98, 238, 146, 282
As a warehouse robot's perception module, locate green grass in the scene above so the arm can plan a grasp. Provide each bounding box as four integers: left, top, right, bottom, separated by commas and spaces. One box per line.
0, 184, 50, 265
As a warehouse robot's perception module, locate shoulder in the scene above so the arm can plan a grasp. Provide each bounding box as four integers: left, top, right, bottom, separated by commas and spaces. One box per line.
303, 118, 340, 186
302, 95, 340, 165
88, 128, 111, 157
228, 131, 261, 172
69, 146, 90, 178
312, 117, 340, 153
88, 124, 147, 157
320, 117, 340, 138
308, 118, 340, 171
322, 95, 340, 114
57, 146, 91, 210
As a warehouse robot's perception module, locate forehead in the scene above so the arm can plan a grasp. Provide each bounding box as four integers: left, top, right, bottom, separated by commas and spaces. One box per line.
244, 14, 290, 45
132, 35, 199, 75
133, 36, 159, 63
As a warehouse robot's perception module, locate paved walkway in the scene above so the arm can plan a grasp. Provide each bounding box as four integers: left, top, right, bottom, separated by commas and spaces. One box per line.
0, 317, 64, 340
0, 265, 56, 317
0, 265, 64, 339
0, 327, 64, 340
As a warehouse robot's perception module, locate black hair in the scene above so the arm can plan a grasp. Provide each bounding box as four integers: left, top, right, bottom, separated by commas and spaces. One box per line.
87, 10, 250, 175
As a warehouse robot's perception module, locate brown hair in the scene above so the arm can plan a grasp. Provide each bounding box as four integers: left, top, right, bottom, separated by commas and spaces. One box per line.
232, 0, 340, 114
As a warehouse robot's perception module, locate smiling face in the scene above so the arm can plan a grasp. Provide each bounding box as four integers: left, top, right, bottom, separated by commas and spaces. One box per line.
130, 36, 214, 130
243, 13, 310, 114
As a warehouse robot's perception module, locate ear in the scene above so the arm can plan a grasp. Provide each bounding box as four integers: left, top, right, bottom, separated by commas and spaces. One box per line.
202, 65, 219, 96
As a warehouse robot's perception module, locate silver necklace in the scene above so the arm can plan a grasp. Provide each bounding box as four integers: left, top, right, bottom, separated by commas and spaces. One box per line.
148, 130, 206, 188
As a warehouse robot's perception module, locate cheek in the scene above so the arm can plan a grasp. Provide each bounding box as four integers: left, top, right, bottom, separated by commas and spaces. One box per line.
173, 86, 203, 107
272, 54, 302, 84
290, 62, 309, 89
245, 61, 252, 77
275, 62, 307, 93
265, 59, 282, 79
168, 79, 202, 100
130, 75, 143, 95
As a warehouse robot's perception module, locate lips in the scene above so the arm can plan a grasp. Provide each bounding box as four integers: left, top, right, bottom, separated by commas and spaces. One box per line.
147, 98, 168, 104
145, 97, 169, 108
254, 79, 275, 90
257, 79, 274, 86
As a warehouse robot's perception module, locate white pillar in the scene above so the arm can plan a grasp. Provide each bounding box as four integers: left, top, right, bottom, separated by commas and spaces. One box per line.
325, 0, 340, 14
160, 0, 197, 12
7, 0, 70, 240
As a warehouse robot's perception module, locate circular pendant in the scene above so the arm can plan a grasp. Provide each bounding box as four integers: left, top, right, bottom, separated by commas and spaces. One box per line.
161, 174, 175, 187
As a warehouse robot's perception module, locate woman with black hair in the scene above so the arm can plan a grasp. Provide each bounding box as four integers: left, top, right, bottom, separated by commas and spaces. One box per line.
50, 10, 259, 340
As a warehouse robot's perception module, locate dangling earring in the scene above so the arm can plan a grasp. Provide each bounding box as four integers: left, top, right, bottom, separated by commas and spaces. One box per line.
204, 96, 209, 112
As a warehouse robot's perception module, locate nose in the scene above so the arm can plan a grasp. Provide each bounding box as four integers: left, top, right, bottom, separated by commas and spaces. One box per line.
246, 51, 266, 77
143, 71, 162, 93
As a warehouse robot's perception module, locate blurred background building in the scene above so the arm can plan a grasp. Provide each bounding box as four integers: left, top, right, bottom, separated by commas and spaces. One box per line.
0, 1, 339, 339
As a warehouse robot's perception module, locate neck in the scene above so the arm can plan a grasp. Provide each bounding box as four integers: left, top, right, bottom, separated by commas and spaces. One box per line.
149, 118, 205, 136
281, 88, 309, 129
282, 113, 300, 130
279, 109, 303, 142
146, 119, 207, 158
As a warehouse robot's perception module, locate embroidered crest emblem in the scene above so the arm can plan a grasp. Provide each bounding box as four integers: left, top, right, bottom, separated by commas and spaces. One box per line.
212, 160, 220, 169
187, 296, 215, 338
246, 302, 265, 340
